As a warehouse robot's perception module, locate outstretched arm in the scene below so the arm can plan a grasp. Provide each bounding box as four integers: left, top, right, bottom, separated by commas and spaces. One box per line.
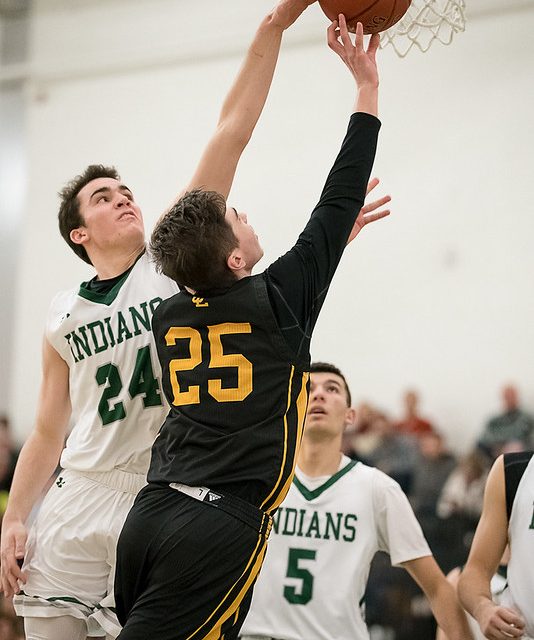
0, 337, 71, 597
171, 0, 316, 208
328, 15, 379, 116
403, 556, 474, 640
458, 456, 525, 639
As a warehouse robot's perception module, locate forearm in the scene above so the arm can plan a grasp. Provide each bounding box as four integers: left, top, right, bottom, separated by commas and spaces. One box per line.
3, 429, 65, 526
217, 15, 284, 149
355, 82, 378, 117
429, 581, 474, 640
315, 112, 381, 232
457, 566, 495, 622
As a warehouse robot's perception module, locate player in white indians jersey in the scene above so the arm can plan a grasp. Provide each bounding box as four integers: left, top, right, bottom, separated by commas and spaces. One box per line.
0, 3, 318, 639
459, 452, 534, 640
240, 362, 473, 640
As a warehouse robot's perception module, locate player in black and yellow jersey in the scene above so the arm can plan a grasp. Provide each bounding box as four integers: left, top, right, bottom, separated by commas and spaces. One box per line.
114, 16, 390, 640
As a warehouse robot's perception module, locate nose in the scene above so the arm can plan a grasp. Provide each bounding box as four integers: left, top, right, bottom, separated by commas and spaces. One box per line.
115, 193, 131, 207
310, 386, 325, 401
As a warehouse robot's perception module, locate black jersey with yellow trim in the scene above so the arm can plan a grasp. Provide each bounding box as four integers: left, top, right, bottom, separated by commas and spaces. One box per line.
148, 112, 381, 509
148, 275, 309, 510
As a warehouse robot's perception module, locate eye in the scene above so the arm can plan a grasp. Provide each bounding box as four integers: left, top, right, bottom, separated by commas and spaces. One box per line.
97, 195, 109, 203
327, 385, 340, 393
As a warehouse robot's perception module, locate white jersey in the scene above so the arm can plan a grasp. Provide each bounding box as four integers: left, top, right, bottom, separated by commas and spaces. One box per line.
46, 252, 178, 473
501, 453, 534, 637
241, 456, 431, 640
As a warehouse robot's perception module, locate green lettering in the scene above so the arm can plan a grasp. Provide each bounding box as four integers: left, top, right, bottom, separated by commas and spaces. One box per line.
343, 514, 358, 542
71, 326, 92, 360
87, 321, 109, 354
130, 302, 151, 336
282, 508, 298, 536
324, 512, 342, 541
116, 311, 133, 344
305, 511, 321, 539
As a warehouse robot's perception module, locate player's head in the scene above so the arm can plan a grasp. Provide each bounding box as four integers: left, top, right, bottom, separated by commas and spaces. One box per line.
305, 362, 355, 439
58, 164, 145, 265
150, 189, 263, 291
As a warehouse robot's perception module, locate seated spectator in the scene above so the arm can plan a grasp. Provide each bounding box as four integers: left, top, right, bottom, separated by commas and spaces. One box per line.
0, 415, 19, 493
344, 402, 382, 460
437, 449, 489, 520
410, 432, 456, 518
437, 449, 490, 571
478, 384, 534, 459
365, 413, 418, 493
396, 389, 435, 437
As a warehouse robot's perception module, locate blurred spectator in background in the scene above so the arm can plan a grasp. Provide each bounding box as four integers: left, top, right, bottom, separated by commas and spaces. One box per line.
396, 389, 435, 438
437, 449, 488, 521
436, 448, 489, 572
0, 415, 19, 521
411, 432, 456, 519
365, 413, 417, 493
0, 415, 19, 490
342, 402, 382, 461
409, 432, 457, 573
478, 384, 534, 459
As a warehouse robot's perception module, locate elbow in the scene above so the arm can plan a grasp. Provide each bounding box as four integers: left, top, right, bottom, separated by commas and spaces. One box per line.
216, 118, 253, 152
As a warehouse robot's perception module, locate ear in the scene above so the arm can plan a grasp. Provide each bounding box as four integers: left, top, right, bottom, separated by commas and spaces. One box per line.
227, 249, 245, 274
345, 407, 357, 428
70, 227, 88, 246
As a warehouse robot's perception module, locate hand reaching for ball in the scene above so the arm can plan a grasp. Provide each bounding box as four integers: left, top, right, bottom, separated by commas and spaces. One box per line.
328, 16, 380, 88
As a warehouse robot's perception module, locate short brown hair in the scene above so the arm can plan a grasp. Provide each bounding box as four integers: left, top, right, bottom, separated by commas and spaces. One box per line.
58, 164, 120, 265
310, 362, 352, 406
150, 189, 238, 291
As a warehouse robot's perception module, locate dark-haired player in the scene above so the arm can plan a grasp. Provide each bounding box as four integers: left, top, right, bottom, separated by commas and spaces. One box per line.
0, 3, 319, 638
240, 363, 473, 640
114, 17, 389, 640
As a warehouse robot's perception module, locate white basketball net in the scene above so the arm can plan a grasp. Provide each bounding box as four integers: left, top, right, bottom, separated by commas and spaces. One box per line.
380, 0, 466, 57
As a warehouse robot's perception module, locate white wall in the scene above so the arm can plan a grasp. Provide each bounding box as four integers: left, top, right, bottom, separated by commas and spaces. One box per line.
9, 0, 534, 451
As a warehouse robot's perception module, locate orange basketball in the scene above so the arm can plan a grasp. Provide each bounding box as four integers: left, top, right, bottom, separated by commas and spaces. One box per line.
319, 0, 412, 34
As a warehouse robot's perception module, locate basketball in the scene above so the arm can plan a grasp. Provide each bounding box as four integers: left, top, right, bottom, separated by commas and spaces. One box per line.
319, 0, 412, 34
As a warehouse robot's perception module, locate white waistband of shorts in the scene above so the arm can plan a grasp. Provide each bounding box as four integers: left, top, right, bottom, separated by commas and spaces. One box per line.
67, 468, 147, 495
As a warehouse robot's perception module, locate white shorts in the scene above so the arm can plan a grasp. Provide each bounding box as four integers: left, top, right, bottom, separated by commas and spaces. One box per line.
13, 468, 146, 638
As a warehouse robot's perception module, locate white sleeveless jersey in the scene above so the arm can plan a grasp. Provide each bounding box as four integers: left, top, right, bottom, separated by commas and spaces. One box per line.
46, 252, 178, 474
502, 454, 534, 637
242, 457, 431, 640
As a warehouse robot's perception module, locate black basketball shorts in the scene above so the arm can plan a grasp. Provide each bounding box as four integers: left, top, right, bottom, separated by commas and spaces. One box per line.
115, 482, 272, 640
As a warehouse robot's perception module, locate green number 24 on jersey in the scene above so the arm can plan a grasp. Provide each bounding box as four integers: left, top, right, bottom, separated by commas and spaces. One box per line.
95, 345, 162, 426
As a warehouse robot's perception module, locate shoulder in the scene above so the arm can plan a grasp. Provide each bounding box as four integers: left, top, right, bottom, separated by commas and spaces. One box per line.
360, 462, 403, 496
47, 286, 79, 320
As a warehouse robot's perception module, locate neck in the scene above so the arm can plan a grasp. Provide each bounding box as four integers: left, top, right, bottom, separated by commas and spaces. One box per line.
91, 244, 145, 280
298, 435, 343, 478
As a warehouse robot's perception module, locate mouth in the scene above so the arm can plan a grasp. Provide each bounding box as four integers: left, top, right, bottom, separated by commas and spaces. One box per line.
308, 407, 327, 416
119, 210, 136, 221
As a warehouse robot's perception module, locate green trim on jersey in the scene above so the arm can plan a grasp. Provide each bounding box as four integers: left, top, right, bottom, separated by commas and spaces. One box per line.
78, 251, 147, 305
78, 265, 134, 305
293, 459, 359, 501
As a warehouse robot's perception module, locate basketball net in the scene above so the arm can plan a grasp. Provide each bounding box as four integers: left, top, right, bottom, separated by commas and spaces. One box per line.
380, 0, 466, 57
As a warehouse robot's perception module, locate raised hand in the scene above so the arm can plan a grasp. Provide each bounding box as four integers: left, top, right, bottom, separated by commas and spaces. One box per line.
327, 16, 380, 89
347, 177, 391, 244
